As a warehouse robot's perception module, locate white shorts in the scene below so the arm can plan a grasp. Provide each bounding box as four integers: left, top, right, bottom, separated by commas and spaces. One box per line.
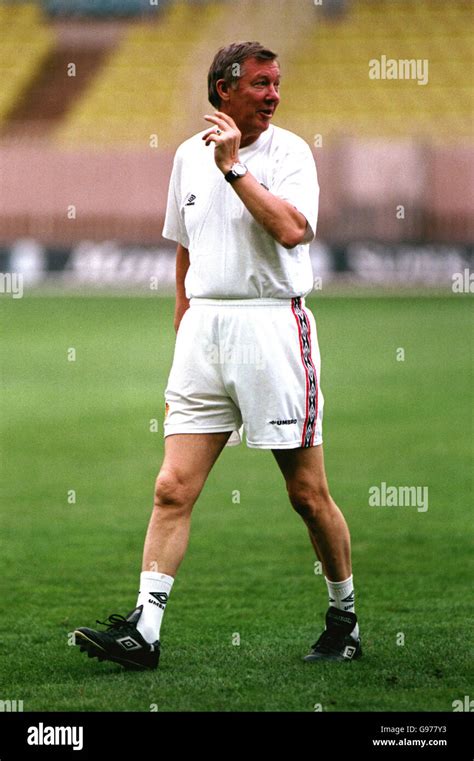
164, 297, 324, 449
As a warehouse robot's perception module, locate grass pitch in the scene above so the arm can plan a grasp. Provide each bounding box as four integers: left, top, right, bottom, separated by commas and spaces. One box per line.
0, 294, 472, 712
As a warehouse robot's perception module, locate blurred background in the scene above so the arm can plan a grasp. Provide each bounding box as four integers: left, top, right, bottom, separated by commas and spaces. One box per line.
0, 0, 472, 291
1, 1, 473, 714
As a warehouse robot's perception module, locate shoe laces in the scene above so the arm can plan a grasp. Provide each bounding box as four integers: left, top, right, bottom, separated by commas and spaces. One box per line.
96, 613, 133, 631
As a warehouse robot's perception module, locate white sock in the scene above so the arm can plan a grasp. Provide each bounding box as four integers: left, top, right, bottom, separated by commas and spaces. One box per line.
325, 574, 359, 637
136, 571, 174, 644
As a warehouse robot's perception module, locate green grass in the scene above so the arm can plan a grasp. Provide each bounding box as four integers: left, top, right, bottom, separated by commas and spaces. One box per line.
0, 294, 472, 712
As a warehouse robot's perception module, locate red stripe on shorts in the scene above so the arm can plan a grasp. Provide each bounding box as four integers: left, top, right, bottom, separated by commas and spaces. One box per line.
291, 297, 318, 447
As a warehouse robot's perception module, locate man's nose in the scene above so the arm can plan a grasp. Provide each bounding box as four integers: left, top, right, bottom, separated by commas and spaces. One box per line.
266, 85, 280, 102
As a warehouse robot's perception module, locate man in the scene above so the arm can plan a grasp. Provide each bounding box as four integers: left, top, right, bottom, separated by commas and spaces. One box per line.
74, 41, 362, 670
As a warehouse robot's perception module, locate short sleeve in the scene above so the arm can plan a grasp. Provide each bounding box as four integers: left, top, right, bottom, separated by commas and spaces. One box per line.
162, 151, 190, 248
270, 143, 319, 243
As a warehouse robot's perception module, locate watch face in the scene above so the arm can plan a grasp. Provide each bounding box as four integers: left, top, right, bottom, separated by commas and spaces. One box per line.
233, 163, 247, 177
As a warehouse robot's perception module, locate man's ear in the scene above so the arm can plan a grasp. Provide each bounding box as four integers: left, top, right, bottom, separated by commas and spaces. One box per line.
216, 78, 230, 102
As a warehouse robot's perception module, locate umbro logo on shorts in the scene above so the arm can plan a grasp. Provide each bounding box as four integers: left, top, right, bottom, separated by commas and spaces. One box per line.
269, 419, 297, 426
184, 193, 196, 206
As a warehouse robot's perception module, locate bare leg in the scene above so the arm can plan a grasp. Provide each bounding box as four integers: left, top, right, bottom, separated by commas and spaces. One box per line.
272, 444, 351, 581
143, 432, 231, 577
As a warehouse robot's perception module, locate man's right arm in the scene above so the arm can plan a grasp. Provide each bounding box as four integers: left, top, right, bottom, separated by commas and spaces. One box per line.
174, 243, 190, 333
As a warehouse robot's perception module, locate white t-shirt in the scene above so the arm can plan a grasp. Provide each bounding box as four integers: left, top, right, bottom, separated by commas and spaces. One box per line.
162, 124, 319, 299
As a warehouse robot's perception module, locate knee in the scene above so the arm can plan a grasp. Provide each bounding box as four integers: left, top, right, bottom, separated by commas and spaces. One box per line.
154, 470, 191, 512
287, 481, 331, 521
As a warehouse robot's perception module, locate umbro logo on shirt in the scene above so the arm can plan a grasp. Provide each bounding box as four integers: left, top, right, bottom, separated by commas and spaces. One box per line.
269, 419, 297, 426
184, 193, 196, 206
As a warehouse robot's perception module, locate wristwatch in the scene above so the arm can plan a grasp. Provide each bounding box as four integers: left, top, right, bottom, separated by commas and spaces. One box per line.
225, 162, 248, 183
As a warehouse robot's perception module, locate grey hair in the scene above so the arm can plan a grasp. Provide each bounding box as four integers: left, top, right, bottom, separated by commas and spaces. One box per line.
207, 41, 279, 108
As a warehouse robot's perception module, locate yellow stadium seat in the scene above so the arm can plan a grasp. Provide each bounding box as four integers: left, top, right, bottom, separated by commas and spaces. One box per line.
276, 0, 473, 143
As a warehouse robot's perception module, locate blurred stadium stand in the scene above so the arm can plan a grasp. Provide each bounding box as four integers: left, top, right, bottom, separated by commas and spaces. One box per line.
0, 2, 54, 127
278, 0, 472, 143
43, 0, 162, 16
0, 0, 472, 288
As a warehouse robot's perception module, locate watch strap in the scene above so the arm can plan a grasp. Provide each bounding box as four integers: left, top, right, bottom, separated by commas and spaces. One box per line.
225, 164, 247, 183
225, 169, 239, 183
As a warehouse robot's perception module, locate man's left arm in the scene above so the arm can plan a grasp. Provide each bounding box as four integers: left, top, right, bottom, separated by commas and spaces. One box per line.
229, 172, 308, 249
204, 112, 309, 250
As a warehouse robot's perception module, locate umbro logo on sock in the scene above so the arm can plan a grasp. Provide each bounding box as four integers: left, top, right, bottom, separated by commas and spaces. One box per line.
342, 592, 355, 603
148, 592, 168, 610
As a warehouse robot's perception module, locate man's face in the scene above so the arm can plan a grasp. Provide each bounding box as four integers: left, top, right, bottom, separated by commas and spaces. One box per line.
219, 57, 281, 140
